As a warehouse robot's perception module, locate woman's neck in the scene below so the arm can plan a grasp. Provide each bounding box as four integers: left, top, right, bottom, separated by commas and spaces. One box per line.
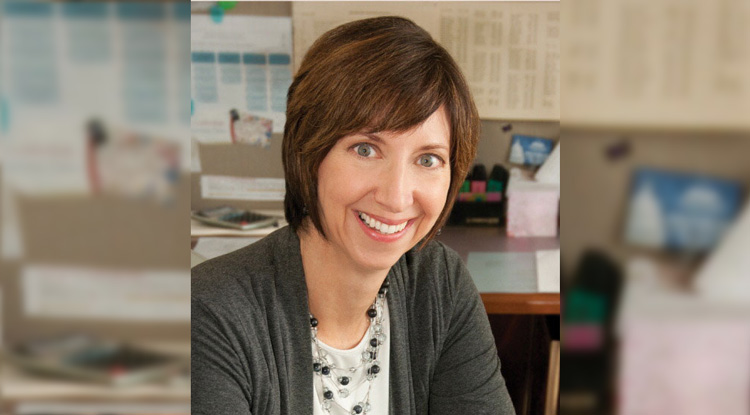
298, 224, 388, 350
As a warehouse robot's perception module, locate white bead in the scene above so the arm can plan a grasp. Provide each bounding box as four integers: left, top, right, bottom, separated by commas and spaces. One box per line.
339, 388, 350, 398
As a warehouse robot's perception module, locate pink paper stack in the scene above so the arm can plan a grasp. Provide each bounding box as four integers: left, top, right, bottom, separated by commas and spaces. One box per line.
506, 169, 559, 237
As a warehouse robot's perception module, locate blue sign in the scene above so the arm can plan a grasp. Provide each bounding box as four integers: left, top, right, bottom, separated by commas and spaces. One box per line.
508, 135, 554, 166
625, 168, 744, 252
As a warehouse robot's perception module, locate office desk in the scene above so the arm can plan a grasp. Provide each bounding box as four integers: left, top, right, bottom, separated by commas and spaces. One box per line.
436, 226, 560, 315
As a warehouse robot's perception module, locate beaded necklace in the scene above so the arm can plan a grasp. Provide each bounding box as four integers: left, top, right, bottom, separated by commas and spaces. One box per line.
310, 278, 389, 415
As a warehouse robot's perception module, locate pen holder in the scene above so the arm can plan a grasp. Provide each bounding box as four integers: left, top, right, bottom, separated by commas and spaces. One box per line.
449, 180, 505, 226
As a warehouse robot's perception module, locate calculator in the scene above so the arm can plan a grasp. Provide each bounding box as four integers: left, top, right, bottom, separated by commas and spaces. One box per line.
192, 206, 279, 230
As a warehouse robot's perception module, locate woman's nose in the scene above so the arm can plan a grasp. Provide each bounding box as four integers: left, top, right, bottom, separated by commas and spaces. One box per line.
374, 162, 414, 213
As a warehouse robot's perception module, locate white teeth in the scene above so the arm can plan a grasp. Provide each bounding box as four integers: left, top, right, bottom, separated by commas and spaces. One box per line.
359, 212, 408, 235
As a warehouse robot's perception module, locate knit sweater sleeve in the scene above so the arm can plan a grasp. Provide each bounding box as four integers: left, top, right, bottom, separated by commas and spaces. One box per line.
191, 295, 253, 415
427, 246, 516, 415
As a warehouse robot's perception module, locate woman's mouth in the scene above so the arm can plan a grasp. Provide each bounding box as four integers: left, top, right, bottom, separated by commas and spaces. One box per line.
358, 212, 409, 235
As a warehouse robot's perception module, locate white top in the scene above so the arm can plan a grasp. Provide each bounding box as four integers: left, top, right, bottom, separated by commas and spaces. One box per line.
312, 302, 390, 415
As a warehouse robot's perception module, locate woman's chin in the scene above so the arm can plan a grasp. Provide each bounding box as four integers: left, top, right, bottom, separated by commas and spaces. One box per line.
351, 248, 405, 274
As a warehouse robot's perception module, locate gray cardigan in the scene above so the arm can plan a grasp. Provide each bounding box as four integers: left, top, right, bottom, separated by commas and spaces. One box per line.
191, 226, 515, 415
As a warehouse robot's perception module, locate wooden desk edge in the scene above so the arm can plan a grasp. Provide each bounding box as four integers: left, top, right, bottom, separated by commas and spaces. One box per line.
481, 293, 560, 315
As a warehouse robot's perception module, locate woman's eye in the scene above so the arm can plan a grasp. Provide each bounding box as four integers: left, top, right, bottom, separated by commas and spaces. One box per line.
418, 154, 441, 168
354, 143, 375, 158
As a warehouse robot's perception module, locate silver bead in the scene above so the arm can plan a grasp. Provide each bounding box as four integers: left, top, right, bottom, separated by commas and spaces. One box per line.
339, 388, 350, 398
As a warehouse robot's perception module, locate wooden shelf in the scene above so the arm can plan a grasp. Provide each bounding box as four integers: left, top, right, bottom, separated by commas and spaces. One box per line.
481, 292, 560, 315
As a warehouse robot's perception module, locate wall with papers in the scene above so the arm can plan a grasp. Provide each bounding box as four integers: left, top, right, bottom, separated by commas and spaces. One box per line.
190, 2, 560, 212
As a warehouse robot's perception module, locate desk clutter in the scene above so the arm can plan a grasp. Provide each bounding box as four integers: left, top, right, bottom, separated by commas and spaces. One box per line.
3, 334, 188, 388
2, 334, 191, 414
191, 205, 279, 230
449, 136, 560, 237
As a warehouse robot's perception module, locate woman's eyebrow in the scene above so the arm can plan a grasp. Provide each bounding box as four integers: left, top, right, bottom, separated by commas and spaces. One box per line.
361, 133, 449, 153
419, 143, 449, 152
361, 133, 386, 143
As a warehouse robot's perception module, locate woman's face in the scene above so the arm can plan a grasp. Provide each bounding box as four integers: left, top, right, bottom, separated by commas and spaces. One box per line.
315, 107, 452, 273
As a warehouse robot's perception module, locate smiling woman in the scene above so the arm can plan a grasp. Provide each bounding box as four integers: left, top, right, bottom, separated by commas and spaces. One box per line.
309, 108, 451, 273
192, 16, 515, 415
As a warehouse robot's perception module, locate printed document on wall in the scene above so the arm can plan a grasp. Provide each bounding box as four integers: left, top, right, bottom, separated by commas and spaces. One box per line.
191, 15, 293, 142
292, 2, 560, 121
563, 0, 750, 129
438, 2, 559, 120
292, 2, 441, 73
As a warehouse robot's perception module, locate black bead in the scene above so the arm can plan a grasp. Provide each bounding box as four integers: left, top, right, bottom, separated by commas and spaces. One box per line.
310, 317, 318, 327
378, 287, 386, 295
353, 404, 363, 414
370, 338, 378, 348
321, 366, 330, 375
313, 362, 321, 372
367, 308, 377, 318
382, 278, 390, 288
371, 351, 377, 360
339, 376, 350, 385
370, 364, 380, 374
323, 390, 334, 400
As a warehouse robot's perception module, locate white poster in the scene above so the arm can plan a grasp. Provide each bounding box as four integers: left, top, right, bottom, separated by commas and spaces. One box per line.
191, 14, 293, 141
22, 265, 190, 321
201, 174, 286, 201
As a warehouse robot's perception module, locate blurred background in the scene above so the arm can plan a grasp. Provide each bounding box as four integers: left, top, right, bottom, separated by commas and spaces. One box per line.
561, 0, 750, 414
0, 1, 191, 414
2, 0, 748, 414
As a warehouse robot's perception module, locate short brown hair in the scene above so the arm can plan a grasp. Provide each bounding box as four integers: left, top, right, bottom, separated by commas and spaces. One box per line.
283, 16, 479, 244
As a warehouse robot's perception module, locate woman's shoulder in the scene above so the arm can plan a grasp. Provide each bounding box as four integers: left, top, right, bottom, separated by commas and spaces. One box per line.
191, 226, 298, 306
401, 239, 463, 274
395, 239, 471, 302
